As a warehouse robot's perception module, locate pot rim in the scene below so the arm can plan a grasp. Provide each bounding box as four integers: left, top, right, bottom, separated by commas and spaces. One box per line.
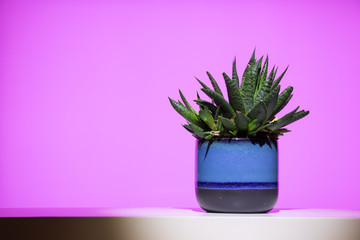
196, 137, 278, 142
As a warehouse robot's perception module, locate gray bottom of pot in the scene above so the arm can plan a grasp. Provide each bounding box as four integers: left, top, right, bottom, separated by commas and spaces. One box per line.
196, 188, 278, 213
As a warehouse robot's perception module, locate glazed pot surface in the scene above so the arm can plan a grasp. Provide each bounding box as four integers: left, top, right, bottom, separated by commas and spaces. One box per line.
196, 138, 278, 213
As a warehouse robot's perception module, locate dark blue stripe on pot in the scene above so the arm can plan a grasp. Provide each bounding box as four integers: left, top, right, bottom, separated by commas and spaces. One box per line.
197, 181, 278, 189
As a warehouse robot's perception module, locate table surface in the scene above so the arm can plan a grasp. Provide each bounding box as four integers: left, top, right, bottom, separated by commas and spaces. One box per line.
1, 207, 360, 218
1, 208, 360, 240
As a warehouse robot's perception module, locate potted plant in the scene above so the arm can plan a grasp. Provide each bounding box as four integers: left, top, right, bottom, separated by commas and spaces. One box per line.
169, 50, 309, 213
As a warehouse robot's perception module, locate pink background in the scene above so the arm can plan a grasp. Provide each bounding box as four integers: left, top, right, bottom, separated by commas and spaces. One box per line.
0, 0, 359, 209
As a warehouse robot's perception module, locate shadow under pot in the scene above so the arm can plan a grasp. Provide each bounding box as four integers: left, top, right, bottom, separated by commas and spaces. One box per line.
196, 138, 278, 213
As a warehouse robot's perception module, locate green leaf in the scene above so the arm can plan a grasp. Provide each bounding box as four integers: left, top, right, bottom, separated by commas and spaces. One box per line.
183, 124, 194, 134
169, 97, 200, 126
184, 123, 206, 138
271, 66, 288, 91
232, 57, 239, 87
196, 77, 211, 90
223, 72, 245, 113
286, 110, 310, 126
272, 128, 291, 134
254, 66, 276, 104
248, 119, 258, 133
246, 100, 267, 124
196, 92, 205, 111
201, 88, 236, 118
268, 109, 309, 132
179, 90, 197, 115
199, 107, 215, 128
254, 56, 263, 92
214, 106, 221, 120
194, 100, 217, 114
266, 106, 299, 131
206, 71, 223, 97
262, 85, 280, 121
205, 134, 214, 140
240, 60, 259, 113
218, 116, 237, 131
240, 50, 256, 112
271, 86, 293, 117
234, 111, 249, 132
258, 55, 269, 91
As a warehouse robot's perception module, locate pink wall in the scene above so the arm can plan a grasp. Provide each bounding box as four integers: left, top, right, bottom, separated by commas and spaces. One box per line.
0, 0, 359, 209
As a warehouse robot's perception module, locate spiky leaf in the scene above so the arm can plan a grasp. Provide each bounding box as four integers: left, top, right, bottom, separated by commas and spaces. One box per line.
194, 100, 217, 114
271, 66, 288, 91
254, 66, 276, 104
232, 58, 239, 87
206, 71, 223, 97
196, 77, 211, 90
246, 100, 267, 124
179, 90, 197, 115
240, 63, 259, 112
272, 128, 291, 133
248, 119, 258, 133
271, 86, 293, 117
201, 88, 236, 118
240, 50, 256, 112
199, 107, 215, 128
183, 123, 205, 138
263, 85, 280, 120
234, 111, 249, 132
285, 110, 310, 127
258, 55, 269, 91
214, 106, 221, 120
223, 72, 245, 113
169, 97, 200, 126
254, 56, 263, 92
218, 116, 237, 131
266, 106, 299, 131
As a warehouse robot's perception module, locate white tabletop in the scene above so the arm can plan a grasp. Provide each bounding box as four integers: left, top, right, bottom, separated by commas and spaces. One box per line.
111, 208, 360, 240
1, 208, 360, 240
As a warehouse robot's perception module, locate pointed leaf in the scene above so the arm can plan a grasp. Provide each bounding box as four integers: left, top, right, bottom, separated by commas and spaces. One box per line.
185, 123, 206, 138
271, 86, 293, 117
248, 119, 258, 132
254, 56, 263, 92
266, 106, 299, 131
183, 124, 194, 134
263, 85, 280, 120
201, 88, 236, 118
234, 111, 249, 132
232, 57, 239, 87
169, 97, 200, 125
214, 106, 221, 120
240, 64, 259, 112
284, 110, 310, 127
272, 128, 291, 134
254, 66, 276, 104
246, 100, 267, 124
218, 116, 237, 131
271, 66, 288, 91
199, 107, 215, 128
196, 77, 211, 90
179, 90, 197, 115
206, 71, 223, 97
194, 100, 217, 114
258, 55, 269, 91
223, 72, 245, 113
196, 92, 205, 111
240, 50, 256, 110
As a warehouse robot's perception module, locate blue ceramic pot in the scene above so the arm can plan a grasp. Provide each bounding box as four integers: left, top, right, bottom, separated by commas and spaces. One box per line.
196, 138, 278, 213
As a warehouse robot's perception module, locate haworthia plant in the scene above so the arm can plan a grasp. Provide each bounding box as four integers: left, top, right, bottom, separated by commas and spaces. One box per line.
169, 50, 309, 141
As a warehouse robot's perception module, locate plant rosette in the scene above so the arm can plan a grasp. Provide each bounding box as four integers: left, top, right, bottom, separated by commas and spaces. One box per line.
169, 50, 309, 213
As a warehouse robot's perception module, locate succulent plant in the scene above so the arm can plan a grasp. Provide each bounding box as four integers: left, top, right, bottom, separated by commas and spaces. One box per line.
169, 50, 309, 142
